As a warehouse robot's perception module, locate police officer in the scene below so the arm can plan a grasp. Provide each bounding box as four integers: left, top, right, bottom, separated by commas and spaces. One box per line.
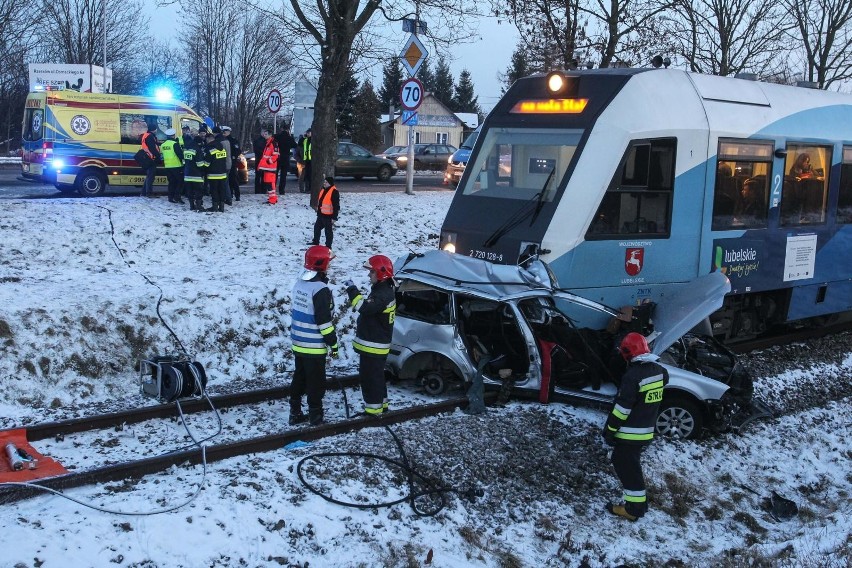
345, 256, 396, 415
602, 332, 669, 521
161, 128, 184, 204
290, 246, 339, 426
299, 128, 312, 193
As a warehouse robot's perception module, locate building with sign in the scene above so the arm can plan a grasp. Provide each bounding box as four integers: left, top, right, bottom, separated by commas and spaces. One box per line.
380, 93, 477, 149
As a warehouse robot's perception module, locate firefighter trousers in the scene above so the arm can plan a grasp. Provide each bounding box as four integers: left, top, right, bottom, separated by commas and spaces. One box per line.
610, 443, 648, 516
290, 356, 327, 416
359, 353, 387, 414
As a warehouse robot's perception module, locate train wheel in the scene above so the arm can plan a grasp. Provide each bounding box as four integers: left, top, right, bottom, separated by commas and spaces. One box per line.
656, 399, 704, 440
422, 371, 446, 396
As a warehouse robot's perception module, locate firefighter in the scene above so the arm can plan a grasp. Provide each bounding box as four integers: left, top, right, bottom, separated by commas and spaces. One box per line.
182, 132, 207, 212
258, 129, 280, 204
222, 126, 242, 202
204, 130, 228, 212
161, 128, 184, 204
290, 246, 339, 426
345, 256, 396, 415
602, 332, 669, 521
311, 176, 339, 249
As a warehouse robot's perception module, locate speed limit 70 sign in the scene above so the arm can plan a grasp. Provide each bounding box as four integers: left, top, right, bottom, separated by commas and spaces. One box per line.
399, 78, 423, 111
267, 89, 282, 114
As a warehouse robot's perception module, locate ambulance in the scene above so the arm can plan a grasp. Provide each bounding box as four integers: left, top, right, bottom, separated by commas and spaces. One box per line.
21, 88, 205, 196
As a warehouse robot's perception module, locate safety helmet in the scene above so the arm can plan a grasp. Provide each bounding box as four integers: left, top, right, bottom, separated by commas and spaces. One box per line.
363, 255, 394, 281
304, 245, 333, 272
619, 332, 650, 361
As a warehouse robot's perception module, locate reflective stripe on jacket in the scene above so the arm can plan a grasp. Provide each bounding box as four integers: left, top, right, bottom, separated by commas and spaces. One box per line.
605, 355, 669, 445
291, 277, 338, 357
348, 279, 395, 357
301, 138, 311, 161
259, 138, 279, 172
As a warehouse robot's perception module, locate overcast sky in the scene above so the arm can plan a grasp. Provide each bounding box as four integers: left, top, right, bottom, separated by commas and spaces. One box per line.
149, 7, 519, 113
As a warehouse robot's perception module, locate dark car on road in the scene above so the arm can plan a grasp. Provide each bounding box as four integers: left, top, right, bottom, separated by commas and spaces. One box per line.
334, 142, 397, 181
386, 143, 457, 171
376, 145, 407, 160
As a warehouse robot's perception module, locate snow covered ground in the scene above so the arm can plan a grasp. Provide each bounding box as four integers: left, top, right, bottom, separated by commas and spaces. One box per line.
0, 190, 850, 567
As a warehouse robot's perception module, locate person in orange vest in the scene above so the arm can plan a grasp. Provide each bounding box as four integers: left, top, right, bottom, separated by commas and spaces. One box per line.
311, 176, 340, 249
140, 124, 161, 198
258, 129, 280, 204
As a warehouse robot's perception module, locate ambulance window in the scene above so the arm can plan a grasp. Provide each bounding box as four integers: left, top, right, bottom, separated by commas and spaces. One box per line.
120, 113, 172, 144
24, 109, 44, 141
181, 119, 202, 137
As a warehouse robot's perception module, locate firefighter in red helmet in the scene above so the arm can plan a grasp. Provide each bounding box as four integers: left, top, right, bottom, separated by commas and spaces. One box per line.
289, 246, 339, 426
602, 332, 669, 521
344, 255, 396, 415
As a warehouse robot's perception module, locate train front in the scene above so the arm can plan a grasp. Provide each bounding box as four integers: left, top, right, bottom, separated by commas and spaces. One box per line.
440, 69, 641, 266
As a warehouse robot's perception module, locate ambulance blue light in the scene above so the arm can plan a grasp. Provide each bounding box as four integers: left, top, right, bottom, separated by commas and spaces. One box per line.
154, 88, 173, 102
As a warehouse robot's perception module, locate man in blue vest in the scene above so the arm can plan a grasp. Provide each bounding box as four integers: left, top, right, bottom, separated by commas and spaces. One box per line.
290, 246, 339, 426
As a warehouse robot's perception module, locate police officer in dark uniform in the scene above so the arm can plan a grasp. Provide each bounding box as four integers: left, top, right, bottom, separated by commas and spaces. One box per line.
602, 332, 669, 521
290, 246, 339, 426
345, 256, 396, 415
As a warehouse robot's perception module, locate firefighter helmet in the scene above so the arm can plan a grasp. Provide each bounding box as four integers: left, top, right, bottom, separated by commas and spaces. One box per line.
363, 255, 394, 282
619, 332, 650, 361
304, 245, 333, 272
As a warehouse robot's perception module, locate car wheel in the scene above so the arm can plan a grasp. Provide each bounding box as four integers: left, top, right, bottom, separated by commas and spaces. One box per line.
353, 175, 364, 181
422, 371, 447, 396
656, 398, 704, 440
76, 169, 107, 197
376, 165, 392, 182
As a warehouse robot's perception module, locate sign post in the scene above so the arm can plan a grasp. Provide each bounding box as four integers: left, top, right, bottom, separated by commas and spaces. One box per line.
398, 29, 428, 195
267, 89, 282, 133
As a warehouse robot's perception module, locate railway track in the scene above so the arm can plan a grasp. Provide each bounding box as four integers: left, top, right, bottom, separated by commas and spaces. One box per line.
728, 321, 852, 353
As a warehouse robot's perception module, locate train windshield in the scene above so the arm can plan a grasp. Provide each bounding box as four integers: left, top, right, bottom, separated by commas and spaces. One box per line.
460, 127, 583, 201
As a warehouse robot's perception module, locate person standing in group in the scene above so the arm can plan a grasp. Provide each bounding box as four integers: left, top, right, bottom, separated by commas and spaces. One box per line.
182, 131, 207, 212
274, 128, 297, 196
223, 126, 242, 202
252, 129, 267, 194
214, 127, 233, 205
299, 128, 312, 194
204, 130, 229, 213
140, 124, 161, 198
178, 125, 192, 199
602, 332, 669, 522
345, 256, 396, 416
311, 176, 339, 249
290, 245, 339, 426
258, 129, 280, 205
161, 128, 185, 204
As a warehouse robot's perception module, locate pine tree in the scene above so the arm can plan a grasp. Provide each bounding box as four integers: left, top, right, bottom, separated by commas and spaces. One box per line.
351, 80, 382, 153
433, 56, 455, 108
500, 45, 532, 94
417, 58, 435, 93
452, 69, 481, 115
335, 64, 359, 140
378, 58, 404, 109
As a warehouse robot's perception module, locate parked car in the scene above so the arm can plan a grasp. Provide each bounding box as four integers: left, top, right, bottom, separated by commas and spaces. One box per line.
444, 127, 480, 187
376, 145, 407, 160
385, 143, 457, 171
334, 142, 397, 181
387, 250, 763, 439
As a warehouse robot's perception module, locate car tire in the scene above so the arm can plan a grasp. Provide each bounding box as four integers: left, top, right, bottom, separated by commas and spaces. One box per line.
376, 165, 392, 182
76, 169, 107, 197
422, 371, 447, 396
353, 175, 364, 181
656, 398, 704, 440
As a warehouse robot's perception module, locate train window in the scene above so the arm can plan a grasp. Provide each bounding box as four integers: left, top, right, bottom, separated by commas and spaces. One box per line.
460, 127, 582, 201
781, 144, 832, 226
587, 138, 675, 238
712, 139, 772, 230
838, 147, 852, 224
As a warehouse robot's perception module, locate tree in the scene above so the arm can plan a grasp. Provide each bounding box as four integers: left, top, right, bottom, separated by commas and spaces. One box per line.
0, 0, 35, 154
351, 80, 382, 152
336, 63, 360, 140
417, 57, 436, 93
378, 58, 404, 110
433, 56, 455, 107
499, 44, 535, 93
582, 0, 676, 68
452, 69, 482, 115
783, 0, 852, 89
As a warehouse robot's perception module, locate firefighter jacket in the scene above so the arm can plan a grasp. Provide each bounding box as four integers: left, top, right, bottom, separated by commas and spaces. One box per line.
317, 184, 340, 220
205, 140, 228, 181
182, 138, 206, 183
291, 274, 338, 357
605, 353, 669, 445
141, 131, 161, 161
346, 279, 395, 357
161, 139, 184, 169
259, 137, 279, 173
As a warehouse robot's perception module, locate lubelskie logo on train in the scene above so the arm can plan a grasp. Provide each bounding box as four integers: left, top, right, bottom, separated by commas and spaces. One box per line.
624, 247, 644, 276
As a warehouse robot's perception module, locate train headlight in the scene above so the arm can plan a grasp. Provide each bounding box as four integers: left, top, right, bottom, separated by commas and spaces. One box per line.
441, 231, 457, 253
546, 71, 566, 94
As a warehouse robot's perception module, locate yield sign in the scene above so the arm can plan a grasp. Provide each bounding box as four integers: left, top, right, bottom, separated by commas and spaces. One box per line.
399, 34, 428, 77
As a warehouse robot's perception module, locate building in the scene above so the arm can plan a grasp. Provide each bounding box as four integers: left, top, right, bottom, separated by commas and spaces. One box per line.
380, 93, 478, 149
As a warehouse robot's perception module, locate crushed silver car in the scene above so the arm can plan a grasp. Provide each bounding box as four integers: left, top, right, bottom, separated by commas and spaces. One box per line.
388, 250, 764, 439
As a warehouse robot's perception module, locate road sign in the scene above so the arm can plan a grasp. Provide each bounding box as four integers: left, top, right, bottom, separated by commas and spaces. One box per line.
399, 78, 424, 111
399, 34, 428, 77
267, 89, 282, 114
401, 110, 418, 125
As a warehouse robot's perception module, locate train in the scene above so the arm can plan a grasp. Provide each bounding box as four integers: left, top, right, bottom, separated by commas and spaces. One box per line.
438, 68, 852, 341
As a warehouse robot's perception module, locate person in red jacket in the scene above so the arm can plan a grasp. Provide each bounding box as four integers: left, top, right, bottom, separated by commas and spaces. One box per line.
311, 176, 340, 249
258, 129, 280, 204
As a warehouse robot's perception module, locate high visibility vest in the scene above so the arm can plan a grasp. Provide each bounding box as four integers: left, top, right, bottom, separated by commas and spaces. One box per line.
161, 140, 182, 168
141, 131, 158, 159
259, 138, 279, 172
318, 185, 335, 215
291, 279, 336, 356
302, 138, 311, 161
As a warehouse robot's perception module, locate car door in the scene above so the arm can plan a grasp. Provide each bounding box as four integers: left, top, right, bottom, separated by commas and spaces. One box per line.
335, 143, 353, 177
349, 143, 374, 176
